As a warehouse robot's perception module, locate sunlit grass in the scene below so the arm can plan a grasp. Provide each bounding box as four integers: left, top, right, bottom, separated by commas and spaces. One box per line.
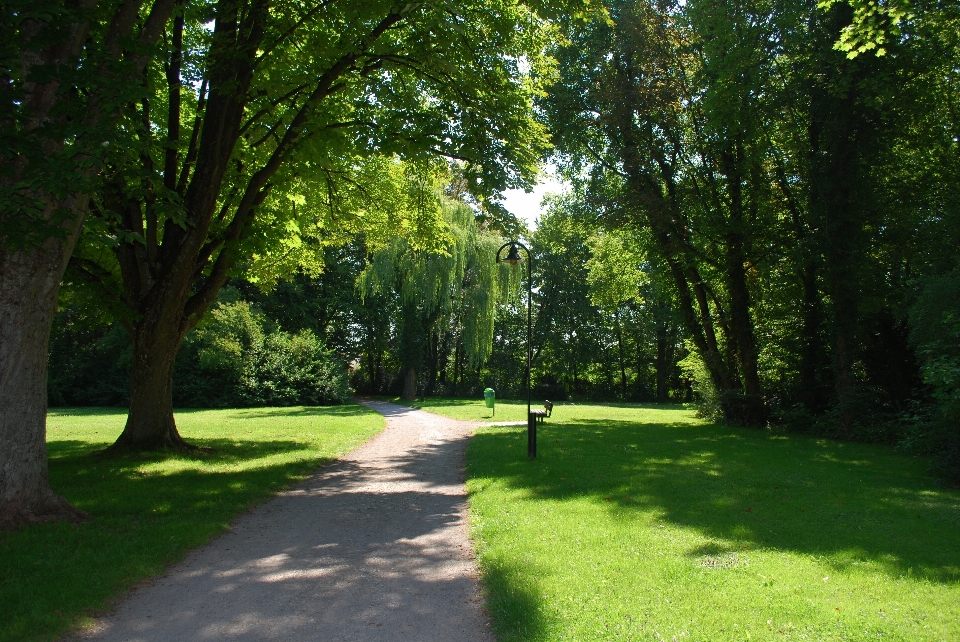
423, 400, 960, 641
1, 405, 384, 642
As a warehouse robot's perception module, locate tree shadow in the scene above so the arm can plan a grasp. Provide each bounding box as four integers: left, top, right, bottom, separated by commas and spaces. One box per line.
44, 438, 321, 516
218, 405, 373, 419
480, 556, 548, 642
10, 401, 492, 642
47, 407, 129, 417
5, 437, 345, 642
469, 418, 960, 586
560, 400, 689, 411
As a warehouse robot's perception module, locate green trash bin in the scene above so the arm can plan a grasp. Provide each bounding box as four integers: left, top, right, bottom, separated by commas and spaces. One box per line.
483, 388, 495, 416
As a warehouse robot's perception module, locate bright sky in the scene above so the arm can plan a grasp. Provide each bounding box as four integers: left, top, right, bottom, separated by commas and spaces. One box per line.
500, 172, 567, 232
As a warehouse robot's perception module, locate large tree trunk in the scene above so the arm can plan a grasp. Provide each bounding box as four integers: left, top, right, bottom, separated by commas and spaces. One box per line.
614, 107, 738, 398
402, 366, 418, 401
809, 2, 866, 438
723, 232, 767, 426
106, 225, 222, 452
110, 318, 190, 451
715, 142, 766, 426
0, 0, 158, 528
727, 261, 761, 399
0, 229, 89, 528
2, 0, 196, 480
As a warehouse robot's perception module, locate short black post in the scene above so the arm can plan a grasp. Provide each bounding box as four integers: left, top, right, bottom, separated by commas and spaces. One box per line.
527, 411, 537, 458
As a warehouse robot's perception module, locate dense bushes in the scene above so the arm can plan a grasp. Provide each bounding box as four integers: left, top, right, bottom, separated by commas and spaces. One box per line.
905, 270, 960, 483
175, 299, 350, 407
49, 295, 350, 408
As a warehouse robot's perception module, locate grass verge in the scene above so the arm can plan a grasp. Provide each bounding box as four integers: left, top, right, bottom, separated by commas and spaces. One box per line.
421, 399, 960, 641
1, 404, 384, 642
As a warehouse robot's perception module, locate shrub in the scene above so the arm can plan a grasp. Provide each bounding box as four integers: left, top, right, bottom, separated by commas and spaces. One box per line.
678, 345, 722, 420
174, 300, 267, 407
907, 269, 960, 482
243, 330, 350, 406
175, 300, 349, 407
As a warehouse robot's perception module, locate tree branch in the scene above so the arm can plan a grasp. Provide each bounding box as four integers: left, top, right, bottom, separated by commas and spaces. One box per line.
252, 0, 340, 71
177, 79, 207, 195
238, 83, 309, 138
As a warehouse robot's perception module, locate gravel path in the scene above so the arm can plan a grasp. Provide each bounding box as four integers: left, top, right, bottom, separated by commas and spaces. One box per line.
71, 399, 494, 642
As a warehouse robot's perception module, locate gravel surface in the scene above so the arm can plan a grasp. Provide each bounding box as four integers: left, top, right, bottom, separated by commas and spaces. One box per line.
70, 399, 494, 642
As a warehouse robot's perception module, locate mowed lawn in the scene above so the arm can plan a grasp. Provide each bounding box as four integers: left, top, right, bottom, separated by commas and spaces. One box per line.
415, 399, 960, 641
1, 405, 384, 642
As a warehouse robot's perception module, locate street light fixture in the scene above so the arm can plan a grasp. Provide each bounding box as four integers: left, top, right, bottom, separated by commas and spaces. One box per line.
496, 240, 535, 458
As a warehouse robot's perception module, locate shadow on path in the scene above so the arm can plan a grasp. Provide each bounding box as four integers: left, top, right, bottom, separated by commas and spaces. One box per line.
71, 400, 492, 642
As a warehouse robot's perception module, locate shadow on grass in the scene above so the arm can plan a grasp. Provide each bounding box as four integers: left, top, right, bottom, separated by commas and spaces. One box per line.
2, 436, 333, 642
469, 418, 960, 587
48, 436, 311, 461
46, 437, 320, 515
5, 400, 479, 642
48, 407, 129, 417
221, 404, 372, 419
481, 557, 549, 642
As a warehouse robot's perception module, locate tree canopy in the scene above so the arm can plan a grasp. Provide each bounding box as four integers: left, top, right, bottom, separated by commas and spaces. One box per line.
0, 0, 594, 525
5, 0, 960, 529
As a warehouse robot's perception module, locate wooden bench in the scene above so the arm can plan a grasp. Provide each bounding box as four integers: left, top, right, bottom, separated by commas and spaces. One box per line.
529, 400, 553, 423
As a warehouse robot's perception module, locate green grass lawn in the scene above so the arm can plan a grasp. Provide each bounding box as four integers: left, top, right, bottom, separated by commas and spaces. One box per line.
1, 405, 384, 642
418, 399, 960, 641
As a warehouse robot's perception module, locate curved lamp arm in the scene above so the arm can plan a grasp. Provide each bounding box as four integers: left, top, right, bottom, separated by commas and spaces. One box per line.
495, 240, 533, 449
496, 240, 529, 266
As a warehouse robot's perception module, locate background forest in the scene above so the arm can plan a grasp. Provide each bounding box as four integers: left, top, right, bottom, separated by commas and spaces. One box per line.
38, 0, 960, 482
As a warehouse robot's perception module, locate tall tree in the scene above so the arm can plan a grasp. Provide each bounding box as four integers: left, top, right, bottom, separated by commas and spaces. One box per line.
1, 0, 179, 527
66, 0, 569, 450
360, 192, 512, 400
544, 0, 773, 423
530, 203, 603, 397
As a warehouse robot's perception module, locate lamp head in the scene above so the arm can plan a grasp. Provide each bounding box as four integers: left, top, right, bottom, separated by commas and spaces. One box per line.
503, 242, 524, 266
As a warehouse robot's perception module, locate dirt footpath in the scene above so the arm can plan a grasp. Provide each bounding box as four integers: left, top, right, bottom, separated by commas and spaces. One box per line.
71, 399, 494, 642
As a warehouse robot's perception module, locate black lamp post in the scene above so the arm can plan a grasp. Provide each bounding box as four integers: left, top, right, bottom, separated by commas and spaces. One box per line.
496, 240, 535, 458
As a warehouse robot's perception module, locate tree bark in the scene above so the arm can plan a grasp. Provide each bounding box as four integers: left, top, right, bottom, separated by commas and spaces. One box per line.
402, 366, 418, 401
722, 229, 767, 426
109, 314, 190, 451
610, 94, 738, 397
0, 0, 178, 525
0, 221, 89, 528
809, 1, 866, 437
720, 143, 762, 399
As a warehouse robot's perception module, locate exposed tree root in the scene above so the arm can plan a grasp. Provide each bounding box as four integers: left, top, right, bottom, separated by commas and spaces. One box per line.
100, 434, 203, 456
0, 490, 91, 531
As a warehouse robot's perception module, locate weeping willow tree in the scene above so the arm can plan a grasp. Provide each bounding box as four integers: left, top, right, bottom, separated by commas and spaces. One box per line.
360, 179, 515, 400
